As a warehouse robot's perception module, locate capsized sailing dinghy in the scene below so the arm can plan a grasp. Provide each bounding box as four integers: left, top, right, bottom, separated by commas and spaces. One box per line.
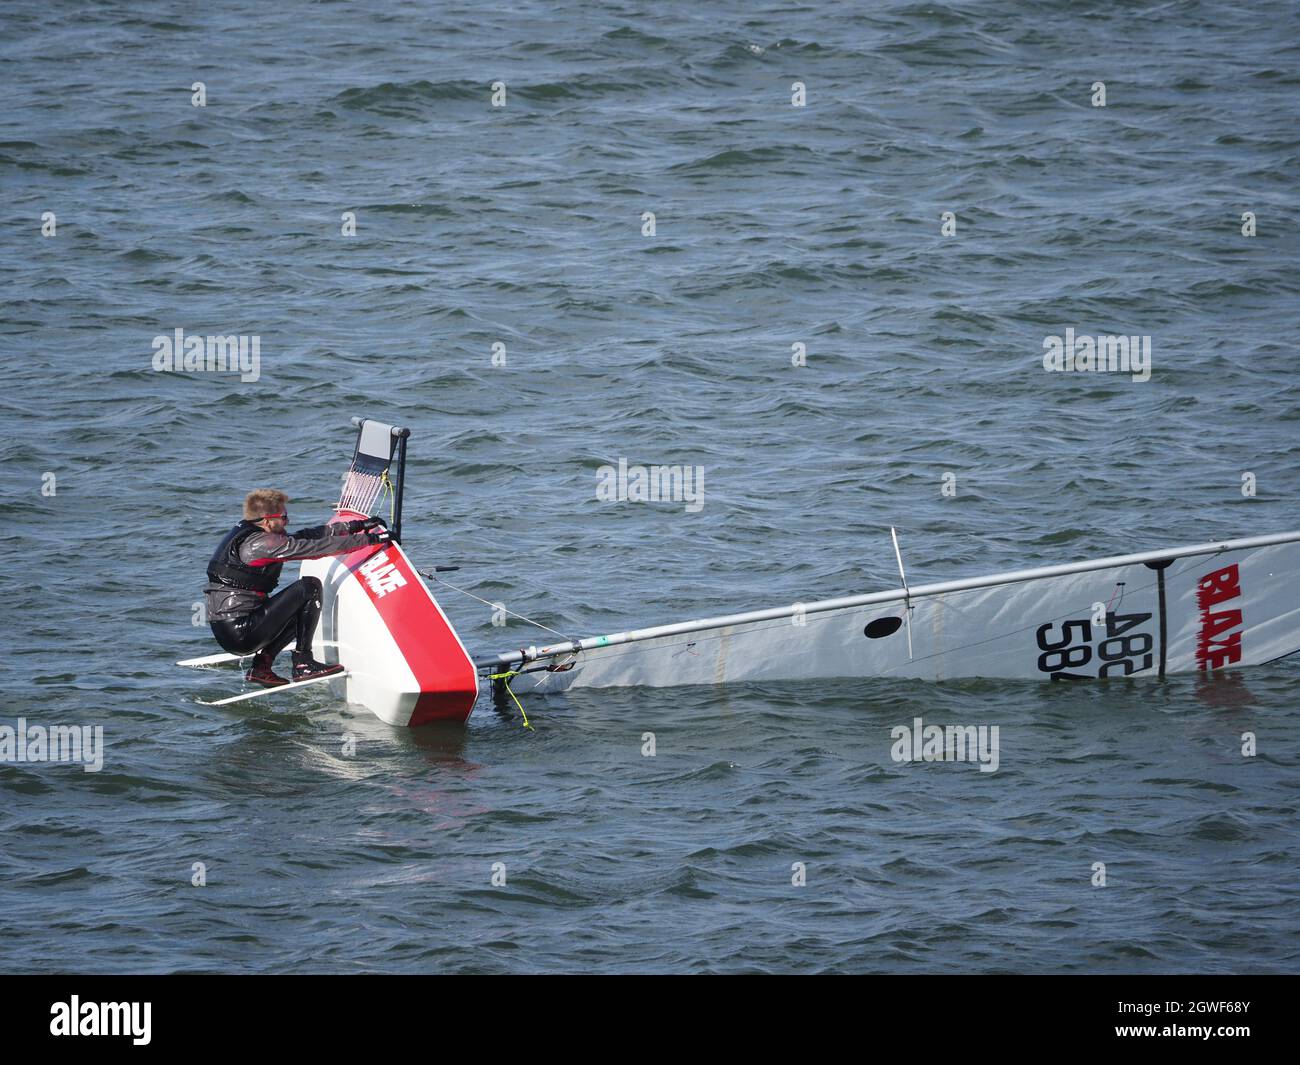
186, 416, 1299, 723
478, 529, 1300, 695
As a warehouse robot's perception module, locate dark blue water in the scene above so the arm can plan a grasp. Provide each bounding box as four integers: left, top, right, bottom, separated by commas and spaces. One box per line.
2, 0, 1298, 973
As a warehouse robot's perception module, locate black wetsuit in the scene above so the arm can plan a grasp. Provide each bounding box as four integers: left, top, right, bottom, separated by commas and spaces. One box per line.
205, 521, 374, 660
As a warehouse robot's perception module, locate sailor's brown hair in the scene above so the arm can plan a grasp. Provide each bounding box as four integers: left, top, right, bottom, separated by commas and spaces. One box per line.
243, 489, 289, 520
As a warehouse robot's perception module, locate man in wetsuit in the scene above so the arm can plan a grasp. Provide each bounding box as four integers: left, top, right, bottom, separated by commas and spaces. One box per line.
205, 489, 390, 687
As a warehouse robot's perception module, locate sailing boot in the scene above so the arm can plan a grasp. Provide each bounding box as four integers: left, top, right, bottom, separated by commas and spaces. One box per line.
291, 651, 345, 682
245, 652, 289, 688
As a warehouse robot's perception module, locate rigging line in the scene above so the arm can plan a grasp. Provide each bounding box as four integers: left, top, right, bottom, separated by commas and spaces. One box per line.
423, 572, 574, 641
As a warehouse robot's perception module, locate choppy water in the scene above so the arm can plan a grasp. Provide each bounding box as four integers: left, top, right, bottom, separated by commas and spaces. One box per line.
2, 0, 1298, 973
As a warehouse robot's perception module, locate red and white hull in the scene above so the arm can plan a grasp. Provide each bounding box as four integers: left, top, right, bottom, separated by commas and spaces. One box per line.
301, 511, 479, 725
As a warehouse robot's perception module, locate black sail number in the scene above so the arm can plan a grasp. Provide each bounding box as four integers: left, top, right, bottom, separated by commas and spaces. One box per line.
1036, 619, 1092, 676
1036, 612, 1153, 679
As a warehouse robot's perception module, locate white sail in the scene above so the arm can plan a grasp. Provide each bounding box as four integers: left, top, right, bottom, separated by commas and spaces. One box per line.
490, 532, 1300, 692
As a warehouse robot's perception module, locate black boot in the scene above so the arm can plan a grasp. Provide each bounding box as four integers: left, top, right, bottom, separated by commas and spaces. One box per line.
245, 652, 289, 687
292, 651, 345, 682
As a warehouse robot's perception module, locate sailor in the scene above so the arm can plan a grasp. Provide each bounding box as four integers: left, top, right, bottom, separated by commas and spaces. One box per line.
205, 489, 390, 687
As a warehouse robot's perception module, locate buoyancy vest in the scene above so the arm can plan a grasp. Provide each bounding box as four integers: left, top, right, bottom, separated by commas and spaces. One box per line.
206, 521, 282, 594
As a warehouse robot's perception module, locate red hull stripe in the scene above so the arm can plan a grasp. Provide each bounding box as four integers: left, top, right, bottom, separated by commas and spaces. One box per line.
334, 510, 478, 724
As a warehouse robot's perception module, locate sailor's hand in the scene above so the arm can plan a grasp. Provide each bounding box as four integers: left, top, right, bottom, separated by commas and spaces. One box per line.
364, 515, 387, 530
366, 529, 393, 546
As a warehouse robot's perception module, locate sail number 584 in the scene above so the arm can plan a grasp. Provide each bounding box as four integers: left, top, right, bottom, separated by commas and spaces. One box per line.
1036, 612, 1153, 679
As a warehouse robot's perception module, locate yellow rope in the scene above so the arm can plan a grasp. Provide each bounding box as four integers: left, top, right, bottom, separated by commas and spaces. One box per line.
488, 670, 532, 730
377, 468, 396, 527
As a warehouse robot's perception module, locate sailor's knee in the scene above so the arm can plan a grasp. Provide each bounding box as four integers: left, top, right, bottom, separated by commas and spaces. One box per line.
300, 576, 323, 597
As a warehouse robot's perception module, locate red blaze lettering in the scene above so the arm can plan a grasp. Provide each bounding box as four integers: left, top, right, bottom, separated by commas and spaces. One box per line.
1200, 632, 1242, 672
1201, 608, 1241, 641
1197, 564, 1240, 610
1196, 564, 1243, 671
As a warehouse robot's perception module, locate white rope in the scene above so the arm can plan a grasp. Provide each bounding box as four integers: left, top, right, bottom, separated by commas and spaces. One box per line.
423, 572, 573, 641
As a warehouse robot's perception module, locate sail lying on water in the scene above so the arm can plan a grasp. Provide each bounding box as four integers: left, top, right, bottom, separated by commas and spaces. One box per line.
481, 531, 1300, 692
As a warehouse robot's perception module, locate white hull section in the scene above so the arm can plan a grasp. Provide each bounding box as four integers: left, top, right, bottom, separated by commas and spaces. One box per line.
306, 551, 421, 724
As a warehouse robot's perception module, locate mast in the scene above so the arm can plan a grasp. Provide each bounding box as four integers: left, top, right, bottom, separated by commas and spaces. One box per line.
391, 427, 409, 543
474, 528, 1300, 671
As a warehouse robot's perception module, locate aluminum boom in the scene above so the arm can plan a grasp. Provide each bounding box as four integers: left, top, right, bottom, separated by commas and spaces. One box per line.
475, 529, 1300, 671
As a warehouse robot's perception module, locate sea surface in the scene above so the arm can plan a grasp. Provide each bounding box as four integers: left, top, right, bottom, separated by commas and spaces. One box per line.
2, 0, 1298, 973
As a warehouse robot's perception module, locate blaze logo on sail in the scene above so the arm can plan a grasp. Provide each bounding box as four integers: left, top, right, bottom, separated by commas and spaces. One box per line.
1195, 563, 1243, 671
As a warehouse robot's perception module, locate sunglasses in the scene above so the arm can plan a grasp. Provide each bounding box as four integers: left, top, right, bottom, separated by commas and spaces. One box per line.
260, 512, 288, 521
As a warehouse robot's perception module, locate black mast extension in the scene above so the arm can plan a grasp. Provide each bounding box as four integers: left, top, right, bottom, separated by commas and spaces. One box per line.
391, 426, 409, 544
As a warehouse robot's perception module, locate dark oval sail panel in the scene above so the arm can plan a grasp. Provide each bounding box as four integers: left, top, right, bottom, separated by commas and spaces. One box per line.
864, 616, 904, 639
